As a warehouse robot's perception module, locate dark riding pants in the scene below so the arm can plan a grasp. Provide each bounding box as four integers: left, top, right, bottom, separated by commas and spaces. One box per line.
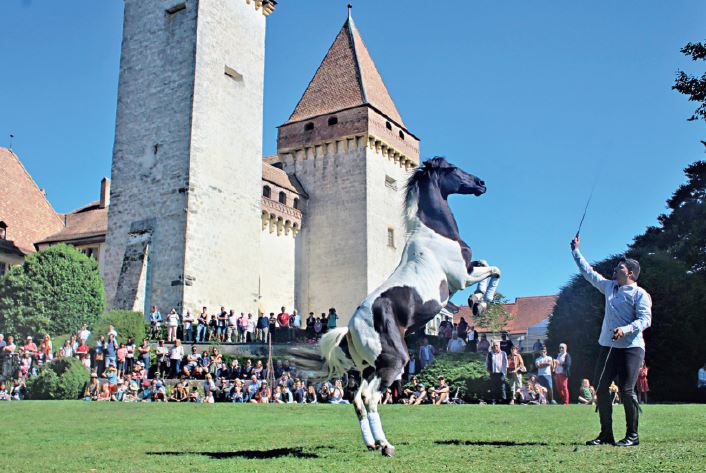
594, 346, 644, 438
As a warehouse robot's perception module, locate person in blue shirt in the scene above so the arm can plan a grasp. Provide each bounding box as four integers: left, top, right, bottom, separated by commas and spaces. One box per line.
571, 236, 652, 447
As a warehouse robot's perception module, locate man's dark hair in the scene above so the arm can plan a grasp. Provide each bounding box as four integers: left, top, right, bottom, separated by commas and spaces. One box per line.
620, 257, 641, 280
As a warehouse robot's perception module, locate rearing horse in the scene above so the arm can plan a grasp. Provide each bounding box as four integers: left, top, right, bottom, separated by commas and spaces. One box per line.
300, 157, 501, 456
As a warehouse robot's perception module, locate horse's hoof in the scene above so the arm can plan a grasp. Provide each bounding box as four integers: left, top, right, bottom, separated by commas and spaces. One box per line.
381, 445, 396, 457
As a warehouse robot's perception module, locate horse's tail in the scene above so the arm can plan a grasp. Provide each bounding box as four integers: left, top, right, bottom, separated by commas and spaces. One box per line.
287, 327, 354, 381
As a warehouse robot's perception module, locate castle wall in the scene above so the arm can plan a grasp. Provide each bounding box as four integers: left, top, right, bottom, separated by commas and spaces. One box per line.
182, 0, 266, 313
259, 221, 296, 315
103, 0, 197, 313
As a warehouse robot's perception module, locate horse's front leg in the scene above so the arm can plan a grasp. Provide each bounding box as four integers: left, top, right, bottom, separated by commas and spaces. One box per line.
353, 383, 376, 450
362, 376, 395, 456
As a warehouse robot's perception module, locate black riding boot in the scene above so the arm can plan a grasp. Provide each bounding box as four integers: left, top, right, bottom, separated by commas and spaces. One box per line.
587, 395, 615, 445
616, 394, 640, 447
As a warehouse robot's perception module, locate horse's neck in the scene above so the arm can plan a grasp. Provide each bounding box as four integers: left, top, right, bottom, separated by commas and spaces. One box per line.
406, 181, 460, 241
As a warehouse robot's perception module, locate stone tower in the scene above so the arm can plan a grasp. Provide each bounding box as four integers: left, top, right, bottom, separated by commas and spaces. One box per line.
278, 11, 420, 323
103, 0, 275, 315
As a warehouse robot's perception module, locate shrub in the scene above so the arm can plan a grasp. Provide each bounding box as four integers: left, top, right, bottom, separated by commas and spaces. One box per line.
93, 310, 146, 342
412, 352, 491, 401
0, 244, 105, 338
28, 357, 90, 400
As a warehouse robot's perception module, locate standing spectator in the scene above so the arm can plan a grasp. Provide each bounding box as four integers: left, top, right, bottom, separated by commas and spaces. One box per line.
155, 340, 169, 378
94, 335, 105, 376
217, 307, 228, 343
636, 360, 649, 404
137, 338, 150, 374
149, 305, 162, 339
327, 308, 339, 331
170, 340, 184, 378
104, 334, 118, 369
197, 308, 208, 343
125, 337, 136, 374
486, 340, 508, 403
39, 335, 53, 363
457, 317, 469, 340
466, 325, 478, 352
499, 333, 514, 355
305, 313, 316, 342
116, 343, 128, 378
246, 313, 256, 343
23, 336, 38, 357
182, 310, 194, 343
78, 324, 91, 343
277, 307, 290, 342
419, 338, 435, 369
313, 317, 323, 340
477, 334, 490, 352
698, 361, 706, 400
60, 340, 74, 358
227, 310, 237, 343
237, 313, 248, 343
447, 332, 466, 353
75, 339, 90, 361
106, 325, 118, 340
291, 310, 301, 341
1, 337, 16, 382
256, 313, 269, 343
0, 335, 6, 382
320, 312, 329, 335
405, 350, 417, 382
534, 347, 555, 404
166, 309, 179, 342
532, 339, 544, 353
508, 345, 526, 404
554, 343, 572, 405
207, 309, 217, 341
578, 378, 596, 405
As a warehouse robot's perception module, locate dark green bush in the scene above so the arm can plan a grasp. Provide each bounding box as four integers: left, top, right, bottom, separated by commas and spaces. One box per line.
413, 352, 491, 401
28, 357, 90, 400
93, 310, 146, 342
0, 244, 105, 338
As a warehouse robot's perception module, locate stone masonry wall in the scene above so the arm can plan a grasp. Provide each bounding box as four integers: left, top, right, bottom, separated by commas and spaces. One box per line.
103, 0, 197, 314
181, 0, 266, 313
259, 225, 296, 315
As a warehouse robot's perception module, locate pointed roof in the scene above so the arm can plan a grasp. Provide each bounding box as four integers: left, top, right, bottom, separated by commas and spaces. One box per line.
286, 11, 406, 128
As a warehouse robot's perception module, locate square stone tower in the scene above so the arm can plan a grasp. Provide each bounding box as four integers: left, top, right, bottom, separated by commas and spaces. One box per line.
103, 0, 275, 315
277, 11, 420, 323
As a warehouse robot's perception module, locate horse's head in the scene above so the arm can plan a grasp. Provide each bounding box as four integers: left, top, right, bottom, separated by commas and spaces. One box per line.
422, 157, 486, 198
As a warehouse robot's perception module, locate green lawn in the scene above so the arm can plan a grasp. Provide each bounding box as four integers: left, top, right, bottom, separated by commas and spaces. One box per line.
0, 402, 703, 473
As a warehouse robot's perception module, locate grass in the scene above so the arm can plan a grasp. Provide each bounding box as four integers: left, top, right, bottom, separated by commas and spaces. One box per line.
0, 402, 704, 473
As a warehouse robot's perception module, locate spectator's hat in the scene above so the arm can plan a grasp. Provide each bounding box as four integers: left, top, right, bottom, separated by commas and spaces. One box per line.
26, 336, 32, 340
90, 372, 98, 378
129, 381, 139, 391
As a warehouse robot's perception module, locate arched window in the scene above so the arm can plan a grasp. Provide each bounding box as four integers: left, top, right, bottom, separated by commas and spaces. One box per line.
278, 191, 287, 205
399, 131, 405, 140
262, 185, 271, 198
328, 116, 338, 126
304, 122, 314, 131
0, 221, 6, 240
293, 198, 300, 209
385, 121, 392, 130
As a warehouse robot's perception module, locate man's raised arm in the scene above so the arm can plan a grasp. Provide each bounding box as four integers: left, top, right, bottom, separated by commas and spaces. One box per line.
570, 236, 609, 294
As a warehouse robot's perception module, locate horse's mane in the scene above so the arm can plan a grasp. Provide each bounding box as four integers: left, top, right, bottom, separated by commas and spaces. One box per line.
404, 156, 449, 215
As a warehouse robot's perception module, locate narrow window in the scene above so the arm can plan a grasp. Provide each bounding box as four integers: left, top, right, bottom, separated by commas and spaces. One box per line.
385, 121, 392, 130
262, 185, 271, 198
304, 122, 314, 131
224, 65, 243, 82
293, 198, 300, 209
399, 131, 405, 140
0, 221, 6, 240
0, 263, 6, 275
279, 191, 287, 205
385, 175, 397, 190
387, 227, 395, 248
166, 2, 186, 15
328, 116, 338, 126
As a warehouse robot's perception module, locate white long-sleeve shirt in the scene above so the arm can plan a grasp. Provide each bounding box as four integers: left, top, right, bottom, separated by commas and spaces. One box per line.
572, 248, 652, 350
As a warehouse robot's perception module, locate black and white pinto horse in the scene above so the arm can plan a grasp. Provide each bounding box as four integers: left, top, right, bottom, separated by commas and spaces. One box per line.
302, 157, 501, 456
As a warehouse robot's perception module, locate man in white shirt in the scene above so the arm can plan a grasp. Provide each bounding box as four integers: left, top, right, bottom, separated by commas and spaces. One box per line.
447, 332, 466, 353
485, 341, 507, 403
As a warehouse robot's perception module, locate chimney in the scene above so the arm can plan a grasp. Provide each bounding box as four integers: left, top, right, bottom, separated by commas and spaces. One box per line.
100, 177, 110, 208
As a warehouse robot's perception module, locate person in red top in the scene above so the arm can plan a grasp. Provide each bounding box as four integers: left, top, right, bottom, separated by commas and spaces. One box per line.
636, 360, 649, 404
277, 307, 290, 342
75, 339, 90, 357
23, 337, 38, 356
116, 343, 128, 378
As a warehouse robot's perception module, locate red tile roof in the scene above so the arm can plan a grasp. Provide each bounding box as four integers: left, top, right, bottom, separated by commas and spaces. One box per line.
0, 147, 64, 254
262, 162, 307, 197
36, 204, 108, 246
455, 295, 558, 334
286, 14, 405, 128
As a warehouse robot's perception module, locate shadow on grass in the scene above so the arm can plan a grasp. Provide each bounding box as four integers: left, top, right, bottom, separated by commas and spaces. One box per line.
147, 447, 319, 459
435, 440, 548, 447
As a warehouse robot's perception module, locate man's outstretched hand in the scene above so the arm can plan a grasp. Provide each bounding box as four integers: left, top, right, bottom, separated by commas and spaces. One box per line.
571, 235, 580, 251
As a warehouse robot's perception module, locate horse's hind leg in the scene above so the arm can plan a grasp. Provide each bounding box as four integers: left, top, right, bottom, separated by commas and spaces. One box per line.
353, 383, 376, 450
361, 376, 396, 456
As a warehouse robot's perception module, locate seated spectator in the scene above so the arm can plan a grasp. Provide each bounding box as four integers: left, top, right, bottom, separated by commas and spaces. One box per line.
524, 375, 546, 404
169, 382, 188, 402
241, 359, 253, 379
203, 373, 215, 395
123, 382, 140, 402
329, 379, 349, 404
0, 383, 10, 401
272, 385, 286, 403
306, 384, 318, 403
196, 351, 211, 378
84, 373, 100, 401
402, 376, 427, 405
252, 359, 265, 380
10, 379, 25, 401
430, 376, 450, 404
318, 381, 332, 403
103, 361, 119, 393
97, 383, 112, 402
245, 375, 260, 401
293, 379, 306, 403
189, 387, 201, 403
255, 380, 271, 403
114, 381, 129, 402
230, 379, 245, 403
184, 347, 200, 378
381, 388, 393, 404
153, 381, 167, 402
578, 378, 595, 405
280, 383, 294, 403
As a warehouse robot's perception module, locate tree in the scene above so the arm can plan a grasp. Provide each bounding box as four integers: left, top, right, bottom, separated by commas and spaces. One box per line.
474, 293, 514, 333
0, 244, 105, 338
673, 40, 706, 124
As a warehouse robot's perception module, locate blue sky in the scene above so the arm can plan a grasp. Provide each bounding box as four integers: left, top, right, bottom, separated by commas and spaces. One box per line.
1, 0, 704, 303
